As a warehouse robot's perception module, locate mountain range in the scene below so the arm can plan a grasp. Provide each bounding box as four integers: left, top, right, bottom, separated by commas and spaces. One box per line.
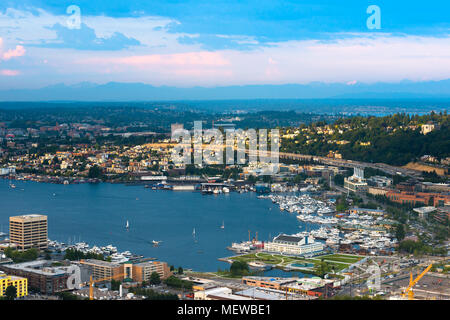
0, 80, 450, 101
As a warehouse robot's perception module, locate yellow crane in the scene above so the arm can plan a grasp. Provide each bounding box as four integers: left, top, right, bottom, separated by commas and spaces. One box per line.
401, 264, 432, 300
88, 273, 126, 300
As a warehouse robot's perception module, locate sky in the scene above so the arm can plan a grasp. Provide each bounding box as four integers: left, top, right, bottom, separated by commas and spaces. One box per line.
0, 0, 449, 89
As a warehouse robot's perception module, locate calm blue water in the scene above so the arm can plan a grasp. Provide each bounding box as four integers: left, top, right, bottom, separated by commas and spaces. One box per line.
0, 179, 311, 272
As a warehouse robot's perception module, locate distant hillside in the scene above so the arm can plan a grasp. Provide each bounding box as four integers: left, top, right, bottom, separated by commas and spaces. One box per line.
1, 80, 450, 102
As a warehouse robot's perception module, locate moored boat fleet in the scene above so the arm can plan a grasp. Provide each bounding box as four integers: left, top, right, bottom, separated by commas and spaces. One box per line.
257, 194, 398, 253
47, 239, 142, 263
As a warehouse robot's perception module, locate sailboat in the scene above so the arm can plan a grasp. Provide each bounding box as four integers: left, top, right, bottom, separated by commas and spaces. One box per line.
220, 221, 225, 229
126, 220, 129, 231
193, 228, 198, 243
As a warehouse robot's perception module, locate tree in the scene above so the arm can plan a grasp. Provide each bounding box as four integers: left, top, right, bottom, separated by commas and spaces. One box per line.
314, 260, 331, 278
333, 174, 344, 186
4, 285, 17, 300
4, 248, 38, 263
111, 279, 121, 291
88, 165, 102, 178
177, 267, 183, 275
336, 202, 349, 212
229, 260, 249, 276
150, 272, 161, 285
395, 224, 406, 241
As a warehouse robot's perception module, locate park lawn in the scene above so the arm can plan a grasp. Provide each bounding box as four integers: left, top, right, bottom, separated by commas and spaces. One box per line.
316, 254, 363, 264
228, 253, 351, 272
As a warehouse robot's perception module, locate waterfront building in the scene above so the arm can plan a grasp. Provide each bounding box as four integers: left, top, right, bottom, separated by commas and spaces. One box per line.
264, 234, 324, 255
9, 214, 48, 251
79, 259, 123, 281
0, 167, 15, 176
0, 272, 28, 298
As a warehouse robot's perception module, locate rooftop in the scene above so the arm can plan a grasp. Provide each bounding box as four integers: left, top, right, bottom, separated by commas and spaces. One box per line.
274, 234, 303, 243
2, 260, 68, 276
9, 214, 47, 220
80, 259, 121, 268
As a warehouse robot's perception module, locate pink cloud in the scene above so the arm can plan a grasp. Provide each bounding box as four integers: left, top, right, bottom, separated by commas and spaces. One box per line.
2, 45, 26, 60
0, 69, 20, 76
84, 51, 230, 67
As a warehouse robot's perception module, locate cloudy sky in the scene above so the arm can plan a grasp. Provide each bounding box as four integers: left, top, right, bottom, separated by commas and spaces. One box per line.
0, 0, 449, 89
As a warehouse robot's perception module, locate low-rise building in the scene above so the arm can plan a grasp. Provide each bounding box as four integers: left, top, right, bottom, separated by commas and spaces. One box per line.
242, 276, 296, 290
386, 191, 450, 207
79, 259, 123, 281
344, 176, 368, 193
124, 260, 171, 283
194, 287, 254, 300
367, 175, 393, 188
412, 206, 437, 219
0, 260, 73, 294
0, 272, 28, 298
349, 207, 385, 216
264, 234, 324, 255
367, 187, 389, 196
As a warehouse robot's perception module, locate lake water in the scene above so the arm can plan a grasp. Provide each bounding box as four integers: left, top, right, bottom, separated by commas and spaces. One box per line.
0, 179, 315, 272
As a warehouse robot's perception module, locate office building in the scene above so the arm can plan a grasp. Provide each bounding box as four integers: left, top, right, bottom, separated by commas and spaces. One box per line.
9, 214, 48, 251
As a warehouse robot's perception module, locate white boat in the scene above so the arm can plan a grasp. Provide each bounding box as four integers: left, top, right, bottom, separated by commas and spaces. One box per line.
126, 220, 129, 230
152, 240, 162, 246
223, 187, 230, 193
248, 261, 270, 270
220, 221, 225, 229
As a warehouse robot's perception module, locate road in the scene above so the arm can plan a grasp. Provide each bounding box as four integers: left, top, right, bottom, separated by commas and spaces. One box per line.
143, 142, 424, 178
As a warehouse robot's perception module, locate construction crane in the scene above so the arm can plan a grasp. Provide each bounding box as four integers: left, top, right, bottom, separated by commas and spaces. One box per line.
401, 264, 432, 300
88, 273, 126, 300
